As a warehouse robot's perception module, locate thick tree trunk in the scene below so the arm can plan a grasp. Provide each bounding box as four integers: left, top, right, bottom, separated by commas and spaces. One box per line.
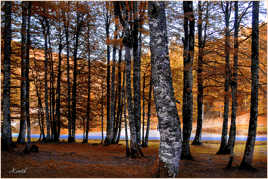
2, 1, 12, 151
226, 1, 239, 157
133, 6, 142, 144
125, 46, 143, 157
240, 1, 259, 169
182, 1, 195, 160
144, 75, 152, 147
217, 2, 232, 155
149, 2, 182, 177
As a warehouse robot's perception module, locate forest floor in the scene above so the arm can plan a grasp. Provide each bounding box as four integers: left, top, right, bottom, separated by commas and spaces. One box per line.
1, 140, 267, 178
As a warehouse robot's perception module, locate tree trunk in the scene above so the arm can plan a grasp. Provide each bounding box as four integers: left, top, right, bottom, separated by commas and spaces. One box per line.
113, 47, 122, 143
55, 36, 63, 142
84, 46, 91, 143
49, 33, 56, 141
101, 86, 104, 144
192, 1, 208, 146
182, 1, 195, 160
109, 24, 117, 144
226, 1, 239, 157
144, 74, 152, 147
217, 2, 232, 155
122, 66, 130, 156
40, 16, 51, 142
125, 46, 142, 157
104, 7, 111, 145
71, 13, 82, 143
133, 5, 142, 144
142, 73, 146, 146
240, 1, 259, 169
149, 2, 182, 177
2, 1, 12, 151
18, 1, 28, 145
64, 9, 72, 143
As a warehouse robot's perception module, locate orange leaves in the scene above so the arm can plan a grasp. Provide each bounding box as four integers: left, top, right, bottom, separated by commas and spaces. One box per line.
106, 38, 123, 48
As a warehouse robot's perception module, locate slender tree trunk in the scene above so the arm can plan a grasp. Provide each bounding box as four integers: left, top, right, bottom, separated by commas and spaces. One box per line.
40, 16, 51, 142
55, 37, 63, 142
144, 74, 152, 147
109, 25, 117, 144
240, 1, 259, 169
122, 66, 130, 156
104, 8, 111, 145
101, 86, 104, 144
113, 47, 122, 143
71, 13, 82, 142
18, 1, 28, 144
2, 1, 12, 151
217, 2, 232, 155
115, 47, 125, 144
192, 1, 208, 146
226, 1, 239, 157
142, 73, 146, 146
49, 33, 56, 141
149, 2, 182, 177
64, 10, 72, 143
182, 1, 195, 160
84, 47, 91, 143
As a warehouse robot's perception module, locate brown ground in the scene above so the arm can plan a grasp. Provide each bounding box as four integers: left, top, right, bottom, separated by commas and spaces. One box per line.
1, 140, 267, 178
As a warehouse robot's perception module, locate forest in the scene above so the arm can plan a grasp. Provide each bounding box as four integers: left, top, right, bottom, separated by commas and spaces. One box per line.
1, 1, 267, 178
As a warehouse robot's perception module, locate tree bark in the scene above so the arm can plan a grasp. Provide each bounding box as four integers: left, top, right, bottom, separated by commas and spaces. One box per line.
2, 1, 12, 151
18, 1, 29, 144
217, 2, 232, 155
240, 1, 259, 169
133, 4, 142, 144
144, 74, 152, 147
192, 1, 208, 146
63, 8, 72, 143
226, 1, 239, 157
182, 1, 195, 160
142, 73, 146, 146
55, 34, 63, 142
40, 16, 51, 142
149, 2, 182, 177
109, 24, 117, 144
71, 12, 83, 142
84, 44, 91, 143
104, 7, 111, 145
115, 47, 123, 144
